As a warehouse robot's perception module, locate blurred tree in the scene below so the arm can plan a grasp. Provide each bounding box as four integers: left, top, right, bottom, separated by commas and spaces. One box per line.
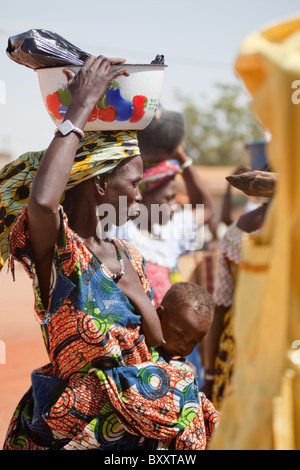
176, 82, 265, 166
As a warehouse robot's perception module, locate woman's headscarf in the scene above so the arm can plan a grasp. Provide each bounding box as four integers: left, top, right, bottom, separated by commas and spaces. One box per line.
139, 159, 181, 193
0, 130, 140, 270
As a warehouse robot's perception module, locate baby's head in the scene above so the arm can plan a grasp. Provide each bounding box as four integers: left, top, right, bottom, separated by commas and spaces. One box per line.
157, 282, 214, 358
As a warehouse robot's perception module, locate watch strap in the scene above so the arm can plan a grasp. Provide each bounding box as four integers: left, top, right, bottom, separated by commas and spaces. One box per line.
55, 120, 84, 139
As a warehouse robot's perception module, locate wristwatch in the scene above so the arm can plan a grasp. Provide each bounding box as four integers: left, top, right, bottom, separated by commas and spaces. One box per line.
55, 120, 84, 139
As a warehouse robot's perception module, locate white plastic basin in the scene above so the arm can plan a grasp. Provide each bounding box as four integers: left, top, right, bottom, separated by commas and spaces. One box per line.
36, 64, 167, 131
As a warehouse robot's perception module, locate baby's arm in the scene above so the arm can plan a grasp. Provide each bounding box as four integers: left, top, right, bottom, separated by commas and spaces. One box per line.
131, 291, 165, 349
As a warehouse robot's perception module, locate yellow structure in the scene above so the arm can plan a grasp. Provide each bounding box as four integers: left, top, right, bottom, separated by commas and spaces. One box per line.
210, 15, 300, 450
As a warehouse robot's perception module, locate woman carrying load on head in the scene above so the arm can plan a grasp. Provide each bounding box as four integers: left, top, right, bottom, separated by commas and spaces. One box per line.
1, 56, 219, 450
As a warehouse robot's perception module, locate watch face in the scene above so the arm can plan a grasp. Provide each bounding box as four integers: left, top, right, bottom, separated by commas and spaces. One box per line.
59, 120, 73, 135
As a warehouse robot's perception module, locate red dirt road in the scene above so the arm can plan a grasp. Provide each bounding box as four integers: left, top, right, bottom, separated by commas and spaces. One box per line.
0, 264, 49, 448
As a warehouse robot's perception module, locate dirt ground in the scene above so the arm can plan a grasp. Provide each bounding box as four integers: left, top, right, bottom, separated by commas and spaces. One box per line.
0, 264, 49, 448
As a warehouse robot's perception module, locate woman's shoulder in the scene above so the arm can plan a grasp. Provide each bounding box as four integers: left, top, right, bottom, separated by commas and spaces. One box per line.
10, 204, 91, 278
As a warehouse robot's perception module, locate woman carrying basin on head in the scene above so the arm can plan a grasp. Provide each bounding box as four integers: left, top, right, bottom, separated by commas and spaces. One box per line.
1, 56, 219, 450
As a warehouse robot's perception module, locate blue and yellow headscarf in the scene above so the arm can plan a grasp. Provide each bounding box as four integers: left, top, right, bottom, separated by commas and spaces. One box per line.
0, 130, 140, 270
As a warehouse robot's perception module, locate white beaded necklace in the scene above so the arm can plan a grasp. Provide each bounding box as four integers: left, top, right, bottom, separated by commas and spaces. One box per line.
89, 239, 125, 280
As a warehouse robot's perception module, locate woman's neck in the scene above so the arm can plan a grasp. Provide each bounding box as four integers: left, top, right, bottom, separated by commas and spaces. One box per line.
66, 198, 108, 245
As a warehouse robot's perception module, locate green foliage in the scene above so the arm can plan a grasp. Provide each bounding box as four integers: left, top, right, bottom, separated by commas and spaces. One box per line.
176, 82, 265, 166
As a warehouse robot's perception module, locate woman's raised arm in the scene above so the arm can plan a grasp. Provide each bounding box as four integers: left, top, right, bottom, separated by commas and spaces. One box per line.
173, 143, 215, 224
27, 56, 129, 304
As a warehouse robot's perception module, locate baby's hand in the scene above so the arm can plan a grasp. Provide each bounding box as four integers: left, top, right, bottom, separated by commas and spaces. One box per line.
63, 56, 129, 112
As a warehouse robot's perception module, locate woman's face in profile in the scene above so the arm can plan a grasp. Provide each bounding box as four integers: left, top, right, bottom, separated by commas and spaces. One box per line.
104, 155, 144, 226
142, 178, 178, 225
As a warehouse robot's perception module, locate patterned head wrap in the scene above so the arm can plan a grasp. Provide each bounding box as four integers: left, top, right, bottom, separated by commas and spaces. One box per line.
0, 130, 140, 270
139, 159, 181, 193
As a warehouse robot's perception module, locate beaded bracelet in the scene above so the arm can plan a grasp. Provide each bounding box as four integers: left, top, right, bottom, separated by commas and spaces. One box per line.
181, 158, 193, 170
204, 372, 215, 381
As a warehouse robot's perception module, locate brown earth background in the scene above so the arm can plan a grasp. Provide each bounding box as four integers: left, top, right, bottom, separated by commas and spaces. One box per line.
0, 264, 49, 448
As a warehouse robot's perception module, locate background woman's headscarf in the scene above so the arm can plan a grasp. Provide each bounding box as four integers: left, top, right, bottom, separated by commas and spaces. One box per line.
0, 130, 140, 270
139, 159, 181, 193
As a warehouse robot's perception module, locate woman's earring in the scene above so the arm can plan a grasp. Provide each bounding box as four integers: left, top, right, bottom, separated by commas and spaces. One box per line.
95, 175, 106, 196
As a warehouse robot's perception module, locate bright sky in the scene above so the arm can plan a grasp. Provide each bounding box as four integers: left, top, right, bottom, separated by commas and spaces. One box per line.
0, 0, 299, 160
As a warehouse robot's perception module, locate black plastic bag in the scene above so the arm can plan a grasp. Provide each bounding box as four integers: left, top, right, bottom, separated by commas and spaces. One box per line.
6, 29, 91, 69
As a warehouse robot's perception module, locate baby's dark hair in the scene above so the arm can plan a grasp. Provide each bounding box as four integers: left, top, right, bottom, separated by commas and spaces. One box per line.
161, 282, 215, 326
